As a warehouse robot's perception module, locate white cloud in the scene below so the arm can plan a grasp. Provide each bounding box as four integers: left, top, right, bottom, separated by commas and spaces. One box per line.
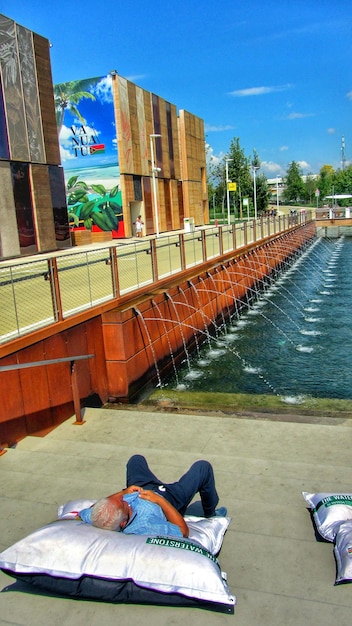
280, 145, 289, 151
59, 145, 76, 162
229, 84, 292, 97
126, 74, 148, 83
327, 128, 336, 134
285, 112, 314, 120
346, 90, 352, 100
261, 161, 285, 176
92, 75, 113, 103
204, 124, 236, 132
297, 160, 311, 171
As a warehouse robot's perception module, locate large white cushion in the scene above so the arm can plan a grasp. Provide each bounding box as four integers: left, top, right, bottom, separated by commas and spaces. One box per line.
334, 520, 352, 584
302, 492, 352, 541
0, 517, 235, 612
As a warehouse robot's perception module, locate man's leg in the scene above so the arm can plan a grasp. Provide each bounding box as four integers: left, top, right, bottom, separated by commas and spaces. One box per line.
165, 460, 219, 516
126, 454, 163, 489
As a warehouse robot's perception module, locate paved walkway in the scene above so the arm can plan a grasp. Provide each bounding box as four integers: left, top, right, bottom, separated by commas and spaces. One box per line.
1, 407, 352, 625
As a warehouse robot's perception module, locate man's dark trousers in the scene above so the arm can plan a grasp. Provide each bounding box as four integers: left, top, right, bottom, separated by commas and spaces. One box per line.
126, 454, 219, 516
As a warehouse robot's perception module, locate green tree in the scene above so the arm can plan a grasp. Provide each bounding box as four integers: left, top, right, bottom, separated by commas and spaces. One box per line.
317, 164, 335, 200
207, 157, 227, 218
54, 79, 97, 133
251, 150, 270, 214
283, 161, 305, 202
255, 173, 270, 213
333, 165, 352, 203
227, 137, 252, 217
303, 173, 317, 205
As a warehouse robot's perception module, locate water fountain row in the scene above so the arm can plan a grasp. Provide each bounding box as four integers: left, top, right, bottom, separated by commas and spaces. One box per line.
102, 224, 317, 402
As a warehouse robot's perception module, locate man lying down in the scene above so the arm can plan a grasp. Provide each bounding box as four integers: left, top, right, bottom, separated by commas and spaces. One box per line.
79, 454, 227, 538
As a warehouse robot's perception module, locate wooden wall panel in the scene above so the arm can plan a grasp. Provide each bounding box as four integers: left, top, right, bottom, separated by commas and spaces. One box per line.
86, 316, 109, 403
116, 75, 133, 173
136, 86, 149, 176
157, 178, 166, 232
158, 98, 170, 179
30, 164, 57, 251
143, 90, 153, 141
17, 25, 46, 163
19, 342, 51, 415
170, 179, 181, 229
128, 81, 141, 174
0, 15, 29, 161
41, 333, 73, 406
33, 33, 60, 165
0, 356, 25, 422
0, 162, 20, 258
178, 109, 207, 223
170, 103, 181, 180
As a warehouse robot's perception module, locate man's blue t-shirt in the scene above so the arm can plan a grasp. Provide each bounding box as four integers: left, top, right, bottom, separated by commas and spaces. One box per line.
122, 492, 183, 537
79, 492, 183, 537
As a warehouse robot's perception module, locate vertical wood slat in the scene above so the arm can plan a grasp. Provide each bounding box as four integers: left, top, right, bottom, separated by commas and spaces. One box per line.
17, 25, 46, 163
0, 161, 20, 257
33, 33, 60, 165
30, 164, 57, 251
0, 15, 30, 161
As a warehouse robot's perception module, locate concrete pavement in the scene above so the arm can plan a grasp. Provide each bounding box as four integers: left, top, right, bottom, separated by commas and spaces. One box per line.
1, 406, 352, 625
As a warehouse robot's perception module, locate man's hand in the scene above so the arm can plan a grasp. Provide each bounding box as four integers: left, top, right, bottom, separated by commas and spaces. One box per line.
137, 489, 158, 503
123, 485, 143, 494
138, 490, 189, 537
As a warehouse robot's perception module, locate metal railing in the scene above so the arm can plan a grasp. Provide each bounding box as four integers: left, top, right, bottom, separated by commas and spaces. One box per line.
315, 207, 352, 219
0, 213, 311, 345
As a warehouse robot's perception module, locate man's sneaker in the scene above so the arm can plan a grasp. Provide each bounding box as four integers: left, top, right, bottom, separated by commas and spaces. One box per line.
215, 506, 227, 517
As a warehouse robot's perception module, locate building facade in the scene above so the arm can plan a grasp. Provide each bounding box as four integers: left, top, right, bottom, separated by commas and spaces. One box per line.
0, 14, 70, 259
55, 72, 208, 239
0, 13, 208, 260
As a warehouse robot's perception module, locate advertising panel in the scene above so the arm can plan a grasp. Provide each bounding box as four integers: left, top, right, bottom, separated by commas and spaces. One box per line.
54, 74, 124, 237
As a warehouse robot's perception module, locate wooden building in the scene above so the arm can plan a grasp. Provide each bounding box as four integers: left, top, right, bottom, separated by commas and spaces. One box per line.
56, 72, 209, 239
0, 12, 208, 259
0, 14, 70, 260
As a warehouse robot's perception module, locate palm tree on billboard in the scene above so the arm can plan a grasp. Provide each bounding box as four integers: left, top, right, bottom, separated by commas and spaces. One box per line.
54, 79, 96, 134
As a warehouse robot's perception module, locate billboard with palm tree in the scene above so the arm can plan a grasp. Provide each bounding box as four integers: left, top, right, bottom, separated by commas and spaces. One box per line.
54, 74, 123, 236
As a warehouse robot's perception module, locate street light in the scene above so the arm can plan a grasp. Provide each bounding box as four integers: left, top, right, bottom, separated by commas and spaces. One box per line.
225, 158, 233, 225
150, 133, 162, 237
276, 175, 280, 213
251, 164, 260, 220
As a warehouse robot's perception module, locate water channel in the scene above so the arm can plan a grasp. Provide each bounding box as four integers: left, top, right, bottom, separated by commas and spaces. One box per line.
160, 235, 352, 402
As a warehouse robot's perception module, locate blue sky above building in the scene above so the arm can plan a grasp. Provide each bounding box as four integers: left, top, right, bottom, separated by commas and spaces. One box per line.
6, 0, 352, 177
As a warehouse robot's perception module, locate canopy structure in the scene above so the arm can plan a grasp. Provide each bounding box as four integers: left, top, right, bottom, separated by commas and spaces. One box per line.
325, 194, 352, 199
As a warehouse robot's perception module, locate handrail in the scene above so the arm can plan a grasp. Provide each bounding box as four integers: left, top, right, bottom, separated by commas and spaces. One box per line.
0, 213, 313, 348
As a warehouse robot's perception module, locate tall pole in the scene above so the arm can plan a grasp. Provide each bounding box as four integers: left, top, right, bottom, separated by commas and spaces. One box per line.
252, 165, 259, 220
150, 134, 161, 237
276, 176, 280, 213
225, 158, 233, 225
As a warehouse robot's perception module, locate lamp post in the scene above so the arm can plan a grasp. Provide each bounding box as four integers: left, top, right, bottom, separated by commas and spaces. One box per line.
276, 176, 280, 213
225, 158, 233, 225
150, 133, 161, 237
252, 165, 260, 220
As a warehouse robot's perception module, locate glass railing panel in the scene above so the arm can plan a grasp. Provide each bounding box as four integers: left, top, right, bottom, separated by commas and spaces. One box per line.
205, 228, 220, 259
221, 226, 234, 253
116, 241, 153, 294
184, 232, 203, 268
156, 235, 182, 278
0, 259, 54, 342
58, 251, 95, 316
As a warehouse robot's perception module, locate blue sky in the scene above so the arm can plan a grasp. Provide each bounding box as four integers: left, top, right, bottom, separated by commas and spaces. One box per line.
4, 0, 352, 177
